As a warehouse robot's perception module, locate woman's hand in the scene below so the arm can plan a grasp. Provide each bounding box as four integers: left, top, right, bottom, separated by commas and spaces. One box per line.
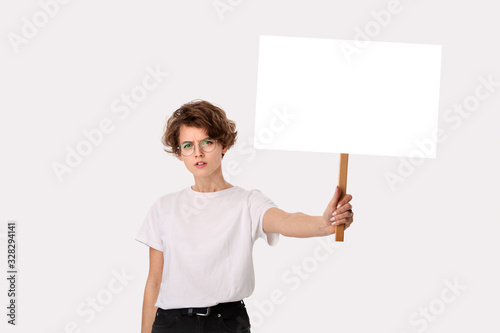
321, 186, 354, 235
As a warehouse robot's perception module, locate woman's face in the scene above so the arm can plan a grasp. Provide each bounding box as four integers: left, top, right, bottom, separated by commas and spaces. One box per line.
176, 125, 227, 177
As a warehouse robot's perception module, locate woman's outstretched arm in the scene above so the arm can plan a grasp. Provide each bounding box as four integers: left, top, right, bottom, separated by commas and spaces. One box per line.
263, 186, 354, 238
141, 247, 163, 333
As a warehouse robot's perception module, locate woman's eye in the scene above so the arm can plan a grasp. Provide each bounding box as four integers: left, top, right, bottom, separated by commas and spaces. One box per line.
201, 140, 213, 145
183, 144, 191, 148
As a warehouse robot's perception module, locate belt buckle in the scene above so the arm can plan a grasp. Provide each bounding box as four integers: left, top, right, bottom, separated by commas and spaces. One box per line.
196, 307, 211, 316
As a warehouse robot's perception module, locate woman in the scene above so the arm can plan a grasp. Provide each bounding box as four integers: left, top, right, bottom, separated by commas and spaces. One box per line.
136, 100, 354, 333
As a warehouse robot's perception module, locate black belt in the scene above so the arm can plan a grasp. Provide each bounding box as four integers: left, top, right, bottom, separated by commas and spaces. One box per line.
157, 300, 244, 317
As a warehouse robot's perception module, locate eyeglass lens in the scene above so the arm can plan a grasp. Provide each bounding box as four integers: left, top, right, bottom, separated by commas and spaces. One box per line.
180, 138, 216, 156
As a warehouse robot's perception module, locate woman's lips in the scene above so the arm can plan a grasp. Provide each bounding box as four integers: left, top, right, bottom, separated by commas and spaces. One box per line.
195, 162, 207, 168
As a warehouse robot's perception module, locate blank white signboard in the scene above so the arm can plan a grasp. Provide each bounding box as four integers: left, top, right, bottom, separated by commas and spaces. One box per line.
255, 35, 442, 158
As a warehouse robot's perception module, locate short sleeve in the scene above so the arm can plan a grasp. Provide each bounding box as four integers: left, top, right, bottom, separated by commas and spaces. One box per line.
135, 198, 163, 251
248, 189, 280, 246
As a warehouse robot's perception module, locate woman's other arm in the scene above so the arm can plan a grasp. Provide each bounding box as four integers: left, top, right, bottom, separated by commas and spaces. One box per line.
141, 247, 163, 333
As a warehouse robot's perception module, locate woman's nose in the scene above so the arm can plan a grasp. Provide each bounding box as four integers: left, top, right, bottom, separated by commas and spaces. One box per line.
194, 144, 204, 156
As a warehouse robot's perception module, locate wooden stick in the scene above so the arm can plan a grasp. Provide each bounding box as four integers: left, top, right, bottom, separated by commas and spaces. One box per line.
335, 153, 349, 242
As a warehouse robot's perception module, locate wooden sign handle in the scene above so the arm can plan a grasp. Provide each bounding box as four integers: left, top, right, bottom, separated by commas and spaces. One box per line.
335, 153, 349, 242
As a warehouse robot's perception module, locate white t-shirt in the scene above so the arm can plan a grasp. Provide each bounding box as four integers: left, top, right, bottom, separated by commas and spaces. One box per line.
135, 185, 280, 309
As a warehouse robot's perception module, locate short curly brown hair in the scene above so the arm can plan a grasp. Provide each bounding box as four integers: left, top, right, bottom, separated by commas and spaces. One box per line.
161, 100, 238, 159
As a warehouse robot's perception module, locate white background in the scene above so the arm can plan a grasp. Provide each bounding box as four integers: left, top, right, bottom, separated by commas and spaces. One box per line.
1, 0, 499, 332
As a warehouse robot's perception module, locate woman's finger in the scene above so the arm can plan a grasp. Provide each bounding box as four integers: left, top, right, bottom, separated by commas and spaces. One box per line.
333, 210, 353, 220
336, 194, 353, 208
332, 203, 352, 215
331, 216, 353, 225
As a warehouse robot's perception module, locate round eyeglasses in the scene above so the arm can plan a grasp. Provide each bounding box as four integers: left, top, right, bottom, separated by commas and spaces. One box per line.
177, 138, 217, 157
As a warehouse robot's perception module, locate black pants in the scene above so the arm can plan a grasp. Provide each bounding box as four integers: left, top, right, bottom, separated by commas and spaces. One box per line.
152, 300, 251, 333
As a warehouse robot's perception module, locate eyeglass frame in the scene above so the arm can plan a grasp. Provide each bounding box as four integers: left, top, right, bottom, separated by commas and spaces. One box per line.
177, 137, 218, 157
